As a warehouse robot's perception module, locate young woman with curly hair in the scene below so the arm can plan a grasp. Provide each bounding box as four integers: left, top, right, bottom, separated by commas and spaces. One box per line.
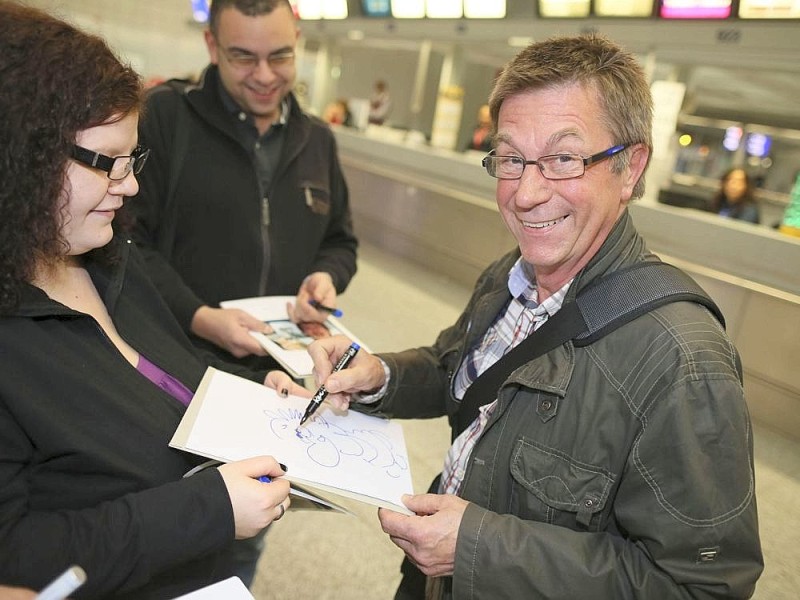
0, 3, 305, 597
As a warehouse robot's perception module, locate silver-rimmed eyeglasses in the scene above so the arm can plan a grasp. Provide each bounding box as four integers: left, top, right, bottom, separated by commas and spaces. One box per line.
482, 144, 630, 181
71, 144, 150, 181
219, 45, 296, 72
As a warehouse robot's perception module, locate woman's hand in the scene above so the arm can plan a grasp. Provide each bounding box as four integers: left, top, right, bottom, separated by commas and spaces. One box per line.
217, 456, 291, 539
264, 371, 312, 399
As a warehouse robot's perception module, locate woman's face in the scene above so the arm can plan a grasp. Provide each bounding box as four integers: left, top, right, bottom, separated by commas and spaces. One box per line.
724, 169, 748, 203
61, 113, 139, 256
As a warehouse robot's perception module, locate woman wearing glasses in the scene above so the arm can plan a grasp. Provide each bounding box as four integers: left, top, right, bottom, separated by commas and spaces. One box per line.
0, 4, 302, 598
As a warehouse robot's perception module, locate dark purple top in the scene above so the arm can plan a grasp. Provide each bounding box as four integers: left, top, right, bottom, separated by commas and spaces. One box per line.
137, 355, 194, 406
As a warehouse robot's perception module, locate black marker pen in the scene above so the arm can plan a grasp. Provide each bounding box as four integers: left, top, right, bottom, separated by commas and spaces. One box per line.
299, 342, 360, 426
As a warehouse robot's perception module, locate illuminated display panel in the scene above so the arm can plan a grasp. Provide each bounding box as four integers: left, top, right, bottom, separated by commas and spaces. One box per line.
660, 0, 732, 19
538, 0, 590, 17
426, 0, 463, 18
295, 0, 347, 19
464, 0, 506, 17
392, 0, 425, 17
745, 132, 772, 157
739, 0, 800, 18
362, 0, 391, 16
595, 0, 654, 16
190, 0, 209, 23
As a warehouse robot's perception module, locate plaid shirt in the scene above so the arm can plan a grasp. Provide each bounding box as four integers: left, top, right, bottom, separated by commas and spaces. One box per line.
440, 261, 571, 495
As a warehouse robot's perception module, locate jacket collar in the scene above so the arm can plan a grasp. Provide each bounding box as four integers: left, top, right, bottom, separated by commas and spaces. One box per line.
187, 65, 311, 171
12, 239, 131, 319
568, 209, 650, 300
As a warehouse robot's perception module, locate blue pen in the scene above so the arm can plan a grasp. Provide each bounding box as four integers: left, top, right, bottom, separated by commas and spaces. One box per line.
257, 463, 287, 484
309, 299, 343, 318
299, 342, 360, 426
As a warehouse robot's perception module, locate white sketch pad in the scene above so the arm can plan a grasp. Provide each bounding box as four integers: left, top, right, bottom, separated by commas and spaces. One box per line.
170, 368, 413, 514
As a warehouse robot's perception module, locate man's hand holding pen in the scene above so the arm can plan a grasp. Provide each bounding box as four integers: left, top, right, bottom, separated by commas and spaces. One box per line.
287, 271, 338, 323
305, 335, 387, 411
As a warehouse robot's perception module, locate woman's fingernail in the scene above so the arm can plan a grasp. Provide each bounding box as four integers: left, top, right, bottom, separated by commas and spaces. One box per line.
279, 463, 288, 472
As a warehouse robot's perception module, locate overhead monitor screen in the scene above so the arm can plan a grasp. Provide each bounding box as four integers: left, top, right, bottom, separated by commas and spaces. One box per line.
190, 0, 209, 23
464, 0, 506, 17
294, 0, 347, 18
660, 0, 732, 18
745, 132, 772, 158
595, 0, 654, 16
392, 0, 425, 18
426, 0, 463, 18
538, 0, 591, 17
739, 0, 800, 18
362, 0, 391, 16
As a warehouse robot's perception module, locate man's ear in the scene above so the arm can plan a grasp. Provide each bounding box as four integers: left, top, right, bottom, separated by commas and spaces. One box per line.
621, 143, 650, 201
204, 29, 219, 65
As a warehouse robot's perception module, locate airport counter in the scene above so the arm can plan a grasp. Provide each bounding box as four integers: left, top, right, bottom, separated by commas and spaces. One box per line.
334, 126, 800, 440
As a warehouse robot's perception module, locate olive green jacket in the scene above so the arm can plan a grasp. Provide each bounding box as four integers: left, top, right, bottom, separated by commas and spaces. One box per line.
371, 210, 762, 599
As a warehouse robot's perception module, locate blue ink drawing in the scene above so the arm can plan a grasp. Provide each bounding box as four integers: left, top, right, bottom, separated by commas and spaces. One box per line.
264, 407, 408, 479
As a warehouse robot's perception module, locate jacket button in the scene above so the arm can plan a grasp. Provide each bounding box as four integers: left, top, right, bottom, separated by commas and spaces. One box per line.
584, 499, 594, 508
541, 399, 553, 411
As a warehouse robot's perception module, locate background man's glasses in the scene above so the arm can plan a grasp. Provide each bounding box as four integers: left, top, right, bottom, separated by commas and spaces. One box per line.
71, 144, 150, 181
483, 144, 630, 180
219, 46, 295, 72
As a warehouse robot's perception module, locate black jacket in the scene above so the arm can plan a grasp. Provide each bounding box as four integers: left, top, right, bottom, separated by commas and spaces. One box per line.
0, 240, 264, 599
132, 65, 358, 332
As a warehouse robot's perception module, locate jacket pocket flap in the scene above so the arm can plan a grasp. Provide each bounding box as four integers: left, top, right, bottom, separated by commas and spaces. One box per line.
511, 438, 614, 526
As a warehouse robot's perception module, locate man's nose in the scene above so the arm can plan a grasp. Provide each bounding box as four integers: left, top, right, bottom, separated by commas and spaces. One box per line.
514, 165, 553, 207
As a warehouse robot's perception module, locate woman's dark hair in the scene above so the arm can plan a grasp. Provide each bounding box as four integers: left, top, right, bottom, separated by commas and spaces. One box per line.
0, 1, 144, 312
711, 167, 755, 211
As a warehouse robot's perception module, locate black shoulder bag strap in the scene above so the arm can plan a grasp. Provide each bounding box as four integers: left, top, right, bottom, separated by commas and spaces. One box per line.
453, 261, 725, 439
157, 81, 191, 260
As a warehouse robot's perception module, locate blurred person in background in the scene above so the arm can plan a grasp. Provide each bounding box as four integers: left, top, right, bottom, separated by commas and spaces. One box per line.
466, 103, 493, 153
368, 79, 392, 125
711, 167, 761, 224
323, 98, 353, 127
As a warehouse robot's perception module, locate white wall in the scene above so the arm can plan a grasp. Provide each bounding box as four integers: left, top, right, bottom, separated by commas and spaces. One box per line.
28, 0, 209, 80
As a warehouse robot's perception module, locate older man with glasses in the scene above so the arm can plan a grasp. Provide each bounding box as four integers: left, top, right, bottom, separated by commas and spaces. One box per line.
286, 34, 763, 600
131, 0, 357, 375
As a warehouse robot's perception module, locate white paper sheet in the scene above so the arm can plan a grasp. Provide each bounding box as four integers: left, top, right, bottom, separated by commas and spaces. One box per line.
170, 577, 254, 599
170, 368, 413, 514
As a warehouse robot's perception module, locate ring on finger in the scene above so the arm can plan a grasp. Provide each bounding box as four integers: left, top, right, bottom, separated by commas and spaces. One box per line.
275, 503, 285, 521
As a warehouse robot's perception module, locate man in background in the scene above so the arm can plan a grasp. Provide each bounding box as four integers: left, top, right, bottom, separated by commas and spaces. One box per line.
368, 79, 392, 125
132, 0, 357, 369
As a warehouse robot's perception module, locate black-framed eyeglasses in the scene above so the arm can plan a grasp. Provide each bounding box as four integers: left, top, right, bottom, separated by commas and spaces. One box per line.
219, 45, 296, 72
70, 144, 150, 181
482, 144, 630, 181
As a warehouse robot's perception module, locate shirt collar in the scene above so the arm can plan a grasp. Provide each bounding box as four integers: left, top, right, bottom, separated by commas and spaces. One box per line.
507, 258, 572, 317
218, 81, 289, 128
507, 258, 535, 298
